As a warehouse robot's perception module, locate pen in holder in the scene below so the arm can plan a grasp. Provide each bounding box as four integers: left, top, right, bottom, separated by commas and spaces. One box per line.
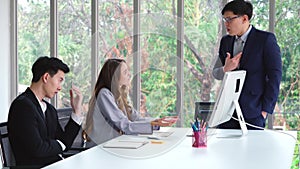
192, 130, 207, 148
191, 119, 207, 148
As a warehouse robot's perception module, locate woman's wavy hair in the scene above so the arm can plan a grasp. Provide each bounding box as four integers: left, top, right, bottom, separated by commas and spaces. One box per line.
84, 58, 132, 135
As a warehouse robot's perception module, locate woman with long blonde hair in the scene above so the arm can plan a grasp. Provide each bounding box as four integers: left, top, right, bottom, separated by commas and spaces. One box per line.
84, 58, 177, 145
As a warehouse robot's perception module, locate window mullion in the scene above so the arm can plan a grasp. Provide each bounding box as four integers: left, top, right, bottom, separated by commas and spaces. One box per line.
50, 0, 58, 107
133, 0, 141, 112
176, 0, 184, 127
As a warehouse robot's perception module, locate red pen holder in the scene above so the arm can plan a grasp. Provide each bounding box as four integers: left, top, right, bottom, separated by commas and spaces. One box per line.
192, 131, 207, 148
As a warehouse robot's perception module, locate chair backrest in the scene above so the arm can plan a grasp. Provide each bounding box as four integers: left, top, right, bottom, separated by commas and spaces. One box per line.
57, 107, 84, 146
57, 107, 74, 128
57, 108, 90, 156
0, 122, 16, 167
194, 102, 214, 122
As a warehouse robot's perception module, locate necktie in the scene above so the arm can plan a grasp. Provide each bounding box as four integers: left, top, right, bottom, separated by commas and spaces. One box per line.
233, 38, 244, 57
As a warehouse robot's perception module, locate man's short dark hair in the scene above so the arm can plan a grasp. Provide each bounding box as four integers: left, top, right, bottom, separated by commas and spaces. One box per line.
31, 56, 70, 82
222, 0, 253, 20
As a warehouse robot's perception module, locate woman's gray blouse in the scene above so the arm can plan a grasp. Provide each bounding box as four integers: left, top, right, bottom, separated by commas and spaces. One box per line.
88, 88, 154, 145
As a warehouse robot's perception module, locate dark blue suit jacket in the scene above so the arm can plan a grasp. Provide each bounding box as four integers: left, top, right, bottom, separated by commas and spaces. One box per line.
213, 26, 282, 119
8, 88, 80, 167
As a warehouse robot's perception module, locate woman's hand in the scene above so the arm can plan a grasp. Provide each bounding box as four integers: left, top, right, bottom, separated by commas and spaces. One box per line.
151, 116, 178, 127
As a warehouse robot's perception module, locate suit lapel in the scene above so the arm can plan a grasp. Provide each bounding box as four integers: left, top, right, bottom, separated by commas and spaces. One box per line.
25, 88, 47, 123
45, 108, 52, 137
240, 27, 257, 68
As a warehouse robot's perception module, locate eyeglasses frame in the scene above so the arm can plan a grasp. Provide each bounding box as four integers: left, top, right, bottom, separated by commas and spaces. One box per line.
222, 15, 241, 23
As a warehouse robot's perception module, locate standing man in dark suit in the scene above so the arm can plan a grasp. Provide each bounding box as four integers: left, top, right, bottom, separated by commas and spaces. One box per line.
212, 0, 282, 129
8, 56, 83, 168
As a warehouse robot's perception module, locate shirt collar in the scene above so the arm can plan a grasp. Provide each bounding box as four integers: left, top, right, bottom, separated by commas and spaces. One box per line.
34, 94, 47, 113
236, 25, 252, 42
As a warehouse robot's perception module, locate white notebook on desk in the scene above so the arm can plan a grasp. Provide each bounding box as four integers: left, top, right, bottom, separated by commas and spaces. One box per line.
153, 131, 174, 137
138, 131, 174, 140
103, 140, 149, 149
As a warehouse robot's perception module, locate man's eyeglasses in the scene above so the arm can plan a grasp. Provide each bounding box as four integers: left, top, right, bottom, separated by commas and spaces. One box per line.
222, 15, 241, 23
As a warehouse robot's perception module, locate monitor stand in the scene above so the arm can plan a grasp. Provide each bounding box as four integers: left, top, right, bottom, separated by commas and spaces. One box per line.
234, 100, 248, 136
216, 100, 248, 138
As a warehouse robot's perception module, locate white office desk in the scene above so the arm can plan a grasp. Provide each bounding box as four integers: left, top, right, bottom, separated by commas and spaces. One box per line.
43, 128, 297, 169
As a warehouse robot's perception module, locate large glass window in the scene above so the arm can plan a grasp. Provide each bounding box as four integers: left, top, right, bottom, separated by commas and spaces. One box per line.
17, 0, 50, 94
16, 0, 300, 130
251, 0, 269, 30
274, 0, 300, 130
97, 0, 135, 111
140, 0, 177, 118
97, 1, 133, 63
57, 0, 91, 110
183, 0, 223, 127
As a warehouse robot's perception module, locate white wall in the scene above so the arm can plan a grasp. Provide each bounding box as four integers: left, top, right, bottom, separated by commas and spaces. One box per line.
0, 0, 11, 122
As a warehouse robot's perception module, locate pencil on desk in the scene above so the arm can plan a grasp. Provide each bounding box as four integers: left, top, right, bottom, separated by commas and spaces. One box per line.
151, 140, 164, 144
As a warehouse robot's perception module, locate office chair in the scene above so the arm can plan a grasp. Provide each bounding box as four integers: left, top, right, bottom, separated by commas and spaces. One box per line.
0, 122, 16, 167
57, 107, 89, 157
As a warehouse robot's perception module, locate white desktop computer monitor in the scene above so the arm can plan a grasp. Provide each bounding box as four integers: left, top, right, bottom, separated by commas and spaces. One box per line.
208, 70, 248, 136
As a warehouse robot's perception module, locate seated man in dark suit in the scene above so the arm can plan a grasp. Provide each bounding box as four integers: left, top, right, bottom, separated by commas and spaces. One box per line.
8, 56, 84, 168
